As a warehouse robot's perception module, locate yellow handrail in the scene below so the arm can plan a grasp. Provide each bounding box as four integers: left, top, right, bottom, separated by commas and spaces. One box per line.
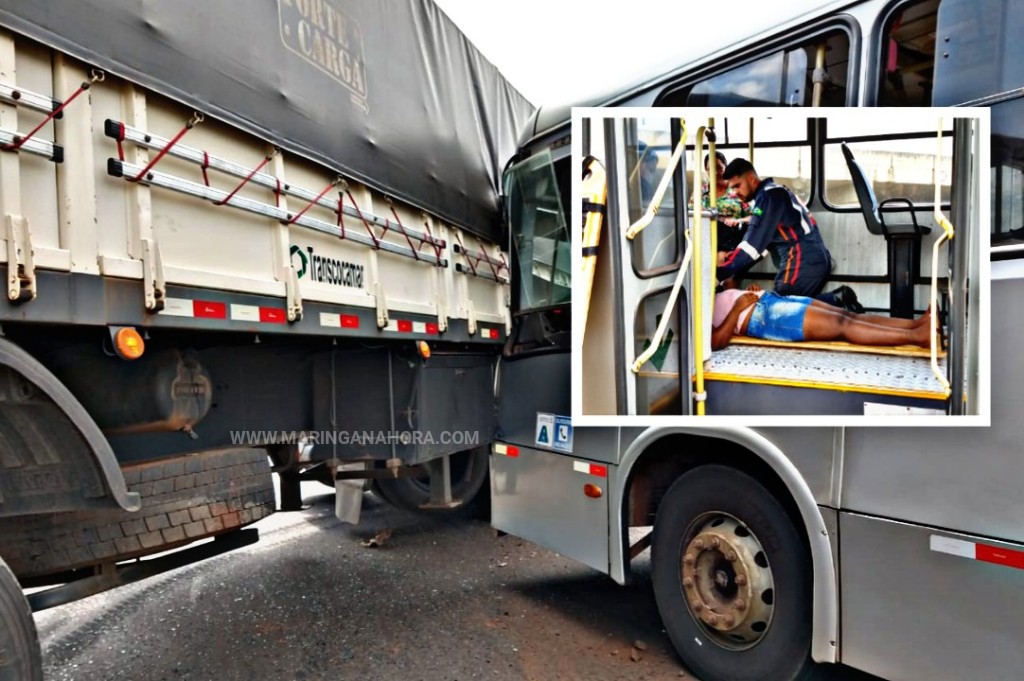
930, 118, 954, 395
631, 228, 693, 373
692, 123, 709, 415
630, 120, 691, 373
626, 119, 687, 240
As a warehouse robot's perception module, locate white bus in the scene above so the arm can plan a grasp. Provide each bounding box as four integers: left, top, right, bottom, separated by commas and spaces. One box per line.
494, 0, 1022, 679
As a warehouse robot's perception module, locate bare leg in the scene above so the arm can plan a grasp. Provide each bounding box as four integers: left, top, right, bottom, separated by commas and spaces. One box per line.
807, 300, 929, 330
802, 307, 930, 348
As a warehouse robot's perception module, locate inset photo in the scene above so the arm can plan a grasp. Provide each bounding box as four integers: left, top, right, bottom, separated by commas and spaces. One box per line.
574, 109, 989, 422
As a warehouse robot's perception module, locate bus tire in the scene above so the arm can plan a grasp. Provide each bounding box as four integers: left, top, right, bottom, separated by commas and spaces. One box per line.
372, 446, 489, 516
0, 555, 42, 681
0, 448, 275, 579
651, 465, 819, 681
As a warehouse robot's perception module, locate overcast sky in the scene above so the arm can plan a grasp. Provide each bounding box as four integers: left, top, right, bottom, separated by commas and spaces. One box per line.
433, 0, 821, 105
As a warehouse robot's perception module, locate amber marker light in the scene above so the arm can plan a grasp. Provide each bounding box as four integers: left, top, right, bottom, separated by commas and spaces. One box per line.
114, 327, 145, 360
417, 340, 431, 360
583, 483, 603, 499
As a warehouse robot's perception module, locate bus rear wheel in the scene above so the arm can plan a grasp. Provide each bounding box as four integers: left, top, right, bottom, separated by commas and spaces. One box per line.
651, 465, 820, 681
0, 555, 41, 681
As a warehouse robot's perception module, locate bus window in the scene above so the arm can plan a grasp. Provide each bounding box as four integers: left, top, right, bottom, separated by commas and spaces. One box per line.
882, 0, 1024, 107
504, 150, 571, 310
878, 0, 939, 107
992, 98, 1024, 247
932, 0, 1024, 106
659, 30, 850, 107
823, 120, 953, 208
630, 119, 680, 275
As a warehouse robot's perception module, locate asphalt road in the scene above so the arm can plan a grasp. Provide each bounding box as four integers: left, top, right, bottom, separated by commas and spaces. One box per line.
36, 484, 884, 681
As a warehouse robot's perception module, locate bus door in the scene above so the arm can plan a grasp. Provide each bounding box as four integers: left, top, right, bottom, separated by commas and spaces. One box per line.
494, 138, 617, 572
581, 116, 692, 416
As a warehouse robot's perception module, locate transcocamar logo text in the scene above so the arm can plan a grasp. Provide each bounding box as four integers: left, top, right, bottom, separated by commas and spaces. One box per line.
290, 245, 364, 288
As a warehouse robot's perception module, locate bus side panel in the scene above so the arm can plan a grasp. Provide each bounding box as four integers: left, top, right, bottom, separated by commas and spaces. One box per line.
491, 446, 610, 574
839, 512, 1024, 681
842, 276, 1021, 543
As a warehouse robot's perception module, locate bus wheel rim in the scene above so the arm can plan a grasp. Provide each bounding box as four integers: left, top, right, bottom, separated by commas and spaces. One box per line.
680, 513, 776, 651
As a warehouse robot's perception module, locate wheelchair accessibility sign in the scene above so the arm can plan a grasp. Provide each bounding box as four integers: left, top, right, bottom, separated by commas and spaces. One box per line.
535, 412, 573, 453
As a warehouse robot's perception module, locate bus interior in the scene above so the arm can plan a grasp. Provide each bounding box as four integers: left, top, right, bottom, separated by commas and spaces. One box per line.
579, 113, 983, 417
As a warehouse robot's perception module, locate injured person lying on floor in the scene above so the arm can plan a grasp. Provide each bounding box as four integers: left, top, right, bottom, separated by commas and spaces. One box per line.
711, 285, 933, 351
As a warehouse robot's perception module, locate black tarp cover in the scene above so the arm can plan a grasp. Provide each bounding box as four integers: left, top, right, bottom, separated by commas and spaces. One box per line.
0, 0, 534, 242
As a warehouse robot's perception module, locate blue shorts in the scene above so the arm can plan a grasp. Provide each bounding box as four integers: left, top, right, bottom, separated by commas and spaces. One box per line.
746, 292, 811, 342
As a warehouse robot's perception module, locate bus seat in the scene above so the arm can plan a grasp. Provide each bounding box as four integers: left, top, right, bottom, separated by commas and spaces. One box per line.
841, 142, 931, 318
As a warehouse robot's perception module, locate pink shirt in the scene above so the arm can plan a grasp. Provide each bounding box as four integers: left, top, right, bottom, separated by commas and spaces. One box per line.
713, 289, 762, 334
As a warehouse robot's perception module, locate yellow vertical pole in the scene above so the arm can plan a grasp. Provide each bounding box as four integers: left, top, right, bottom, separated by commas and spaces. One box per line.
812, 43, 827, 107
708, 118, 717, 267
693, 124, 707, 415
748, 118, 754, 165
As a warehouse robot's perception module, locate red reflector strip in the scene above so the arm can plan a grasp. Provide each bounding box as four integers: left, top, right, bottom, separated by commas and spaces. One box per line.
930, 535, 1024, 571
259, 307, 286, 324
397, 320, 413, 333
976, 543, 1024, 570
341, 314, 360, 328
507, 446, 519, 457
425, 322, 439, 335
573, 461, 607, 477
193, 300, 227, 319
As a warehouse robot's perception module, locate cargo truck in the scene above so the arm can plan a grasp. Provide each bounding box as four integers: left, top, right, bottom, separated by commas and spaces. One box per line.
0, 2, 531, 678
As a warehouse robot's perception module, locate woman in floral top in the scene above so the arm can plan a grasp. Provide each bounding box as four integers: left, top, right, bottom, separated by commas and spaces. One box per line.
698, 151, 752, 252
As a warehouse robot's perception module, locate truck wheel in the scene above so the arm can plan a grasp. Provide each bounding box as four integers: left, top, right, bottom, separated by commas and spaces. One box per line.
0, 556, 41, 681
372, 446, 489, 514
651, 465, 819, 681
0, 448, 274, 579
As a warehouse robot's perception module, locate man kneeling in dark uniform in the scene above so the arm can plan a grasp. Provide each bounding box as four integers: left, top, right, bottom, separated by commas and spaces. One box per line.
716, 159, 862, 312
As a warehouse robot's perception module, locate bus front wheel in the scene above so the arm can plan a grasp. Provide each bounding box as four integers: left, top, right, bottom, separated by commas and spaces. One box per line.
0, 555, 42, 681
651, 465, 820, 681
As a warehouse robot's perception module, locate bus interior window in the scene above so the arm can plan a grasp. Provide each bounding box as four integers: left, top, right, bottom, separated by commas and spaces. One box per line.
809, 31, 850, 107
878, 0, 939, 106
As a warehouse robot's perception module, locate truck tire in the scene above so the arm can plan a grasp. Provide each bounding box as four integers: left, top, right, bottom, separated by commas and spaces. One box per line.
0, 555, 41, 681
0, 448, 274, 579
372, 446, 489, 515
651, 465, 820, 681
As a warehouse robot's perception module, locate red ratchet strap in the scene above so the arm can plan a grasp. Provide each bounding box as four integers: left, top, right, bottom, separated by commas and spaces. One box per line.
421, 217, 444, 262
115, 121, 126, 160
476, 236, 504, 280
129, 112, 204, 183
200, 151, 211, 186
3, 70, 104, 152
213, 151, 275, 206
287, 178, 338, 225
342, 189, 381, 249
388, 205, 420, 261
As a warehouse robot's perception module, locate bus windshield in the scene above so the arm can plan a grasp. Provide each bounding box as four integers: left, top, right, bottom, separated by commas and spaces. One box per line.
504, 150, 571, 311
